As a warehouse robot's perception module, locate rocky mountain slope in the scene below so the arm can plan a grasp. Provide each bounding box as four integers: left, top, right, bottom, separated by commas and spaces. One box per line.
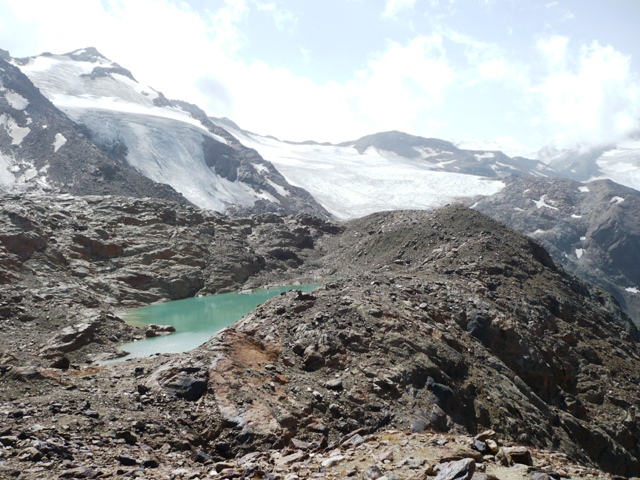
0, 57, 186, 202
1, 196, 639, 477
6, 48, 328, 218
474, 176, 640, 326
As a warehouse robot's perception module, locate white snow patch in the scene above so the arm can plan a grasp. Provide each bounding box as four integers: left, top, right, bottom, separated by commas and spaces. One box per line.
267, 179, 289, 197
533, 195, 559, 210
23, 167, 38, 181
253, 163, 269, 174
415, 146, 444, 158
474, 152, 495, 161
578, 186, 590, 193
210, 133, 228, 145
0, 153, 16, 188
254, 188, 280, 204
496, 161, 517, 170
571, 214, 582, 219
53, 133, 67, 152
513, 207, 524, 212
626, 287, 639, 294
532, 229, 547, 235
580, 236, 586, 241
0, 113, 31, 145
575, 248, 585, 259
610, 196, 625, 204
5, 91, 29, 110
435, 159, 457, 168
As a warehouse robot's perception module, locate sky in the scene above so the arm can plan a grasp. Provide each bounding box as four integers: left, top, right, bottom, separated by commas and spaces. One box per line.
1, 0, 639, 157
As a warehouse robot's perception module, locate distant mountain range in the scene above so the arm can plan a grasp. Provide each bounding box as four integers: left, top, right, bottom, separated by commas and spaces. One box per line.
2, 46, 640, 324
214, 120, 554, 220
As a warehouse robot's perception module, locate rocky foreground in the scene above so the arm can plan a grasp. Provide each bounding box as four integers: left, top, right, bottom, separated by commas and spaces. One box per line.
1, 195, 640, 479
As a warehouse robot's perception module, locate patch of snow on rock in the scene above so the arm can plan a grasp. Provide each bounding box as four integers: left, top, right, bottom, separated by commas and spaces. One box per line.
575, 248, 585, 259
5, 91, 29, 110
571, 214, 582, 219
210, 133, 228, 145
578, 186, 590, 193
474, 152, 495, 161
610, 196, 625, 204
253, 164, 269, 174
53, 133, 67, 152
0, 153, 16, 188
580, 236, 586, 241
267, 179, 289, 197
533, 195, 559, 210
0, 113, 30, 145
626, 287, 639, 294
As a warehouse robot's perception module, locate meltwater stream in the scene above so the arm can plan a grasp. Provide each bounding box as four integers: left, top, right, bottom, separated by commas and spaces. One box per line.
111, 284, 319, 362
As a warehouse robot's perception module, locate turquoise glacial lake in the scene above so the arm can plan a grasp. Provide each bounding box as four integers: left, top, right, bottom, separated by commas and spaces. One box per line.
113, 284, 319, 361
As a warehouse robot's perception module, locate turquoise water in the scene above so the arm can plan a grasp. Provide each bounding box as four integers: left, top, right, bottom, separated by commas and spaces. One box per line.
112, 284, 319, 361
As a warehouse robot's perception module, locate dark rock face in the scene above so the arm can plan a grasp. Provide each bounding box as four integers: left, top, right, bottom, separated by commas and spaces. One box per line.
475, 175, 640, 326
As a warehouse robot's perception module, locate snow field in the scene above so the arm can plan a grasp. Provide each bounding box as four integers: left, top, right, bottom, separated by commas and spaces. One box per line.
224, 128, 505, 220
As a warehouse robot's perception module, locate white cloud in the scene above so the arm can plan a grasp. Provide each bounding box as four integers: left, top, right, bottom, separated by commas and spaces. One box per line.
208, 0, 250, 53
255, 1, 297, 32
382, 0, 416, 18
536, 35, 569, 71
216, 34, 456, 142
534, 39, 640, 147
442, 29, 527, 86
351, 35, 455, 130
1, 0, 637, 154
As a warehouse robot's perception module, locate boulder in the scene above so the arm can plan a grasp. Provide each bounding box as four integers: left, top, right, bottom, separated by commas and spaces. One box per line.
434, 458, 475, 480
40, 322, 97, 358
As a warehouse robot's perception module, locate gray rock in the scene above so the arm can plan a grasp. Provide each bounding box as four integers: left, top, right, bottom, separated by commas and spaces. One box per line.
363, 465, 384, 480
40, 322, 96, 357
324, 377, 343, 390
502, 446, 533, 466
434, 458, 475, 480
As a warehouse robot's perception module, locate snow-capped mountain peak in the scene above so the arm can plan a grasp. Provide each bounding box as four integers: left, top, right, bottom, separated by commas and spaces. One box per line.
7, 48, 327, 217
